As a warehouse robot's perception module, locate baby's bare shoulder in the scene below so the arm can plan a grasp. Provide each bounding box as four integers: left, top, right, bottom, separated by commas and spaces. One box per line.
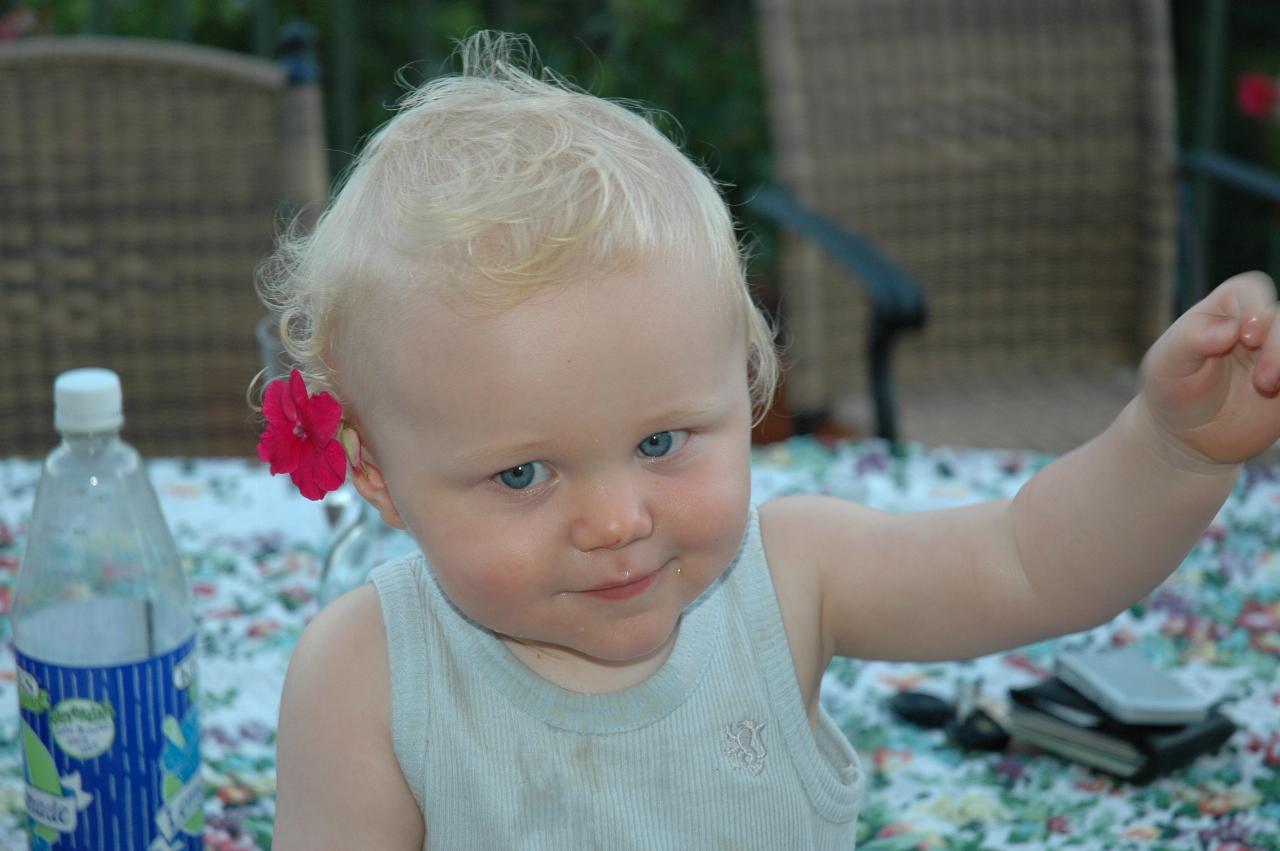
757, 495, 881, 711
758, 493, 884, 568
293, 583, 388, 677
274, 584, 423, 849
281, 584, 390, 715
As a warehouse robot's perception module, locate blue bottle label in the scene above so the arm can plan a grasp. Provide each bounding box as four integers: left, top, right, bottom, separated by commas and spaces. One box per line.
15, 638, 202, 851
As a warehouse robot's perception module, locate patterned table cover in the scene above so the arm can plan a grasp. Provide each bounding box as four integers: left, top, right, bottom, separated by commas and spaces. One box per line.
0, 438, 1277, 850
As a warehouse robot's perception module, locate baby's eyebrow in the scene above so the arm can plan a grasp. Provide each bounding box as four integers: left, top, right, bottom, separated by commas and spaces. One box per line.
640, 399, 728, 430
652, 402, 721, 422
446, 399, 729, 471
450, 438, 554, 471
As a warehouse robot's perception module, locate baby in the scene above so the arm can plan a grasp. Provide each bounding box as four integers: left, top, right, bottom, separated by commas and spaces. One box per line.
266, 31, 1280, 850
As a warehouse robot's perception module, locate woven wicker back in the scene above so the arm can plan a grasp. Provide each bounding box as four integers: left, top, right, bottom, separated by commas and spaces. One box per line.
0, 37, 327, 458
757, 0, 1177, 429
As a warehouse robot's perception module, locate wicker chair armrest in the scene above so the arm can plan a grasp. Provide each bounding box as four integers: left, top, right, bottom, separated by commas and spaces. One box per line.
1179, 151, 1280, 204
748, 185, 927, 442
748, 185, 928, 331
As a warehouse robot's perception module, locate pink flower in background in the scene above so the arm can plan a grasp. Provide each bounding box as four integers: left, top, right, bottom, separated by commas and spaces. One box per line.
204, 827, 259, 851
876, 822, 912, 839
0, 5, 36, 42
1047, 816, 1071, 836
1236, 598, 1280, 633
256, 369, 347, 501
1237, 72, 1277, 121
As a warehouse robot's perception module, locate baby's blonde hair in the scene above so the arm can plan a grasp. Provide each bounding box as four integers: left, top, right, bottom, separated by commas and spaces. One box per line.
259, 30, 778, 421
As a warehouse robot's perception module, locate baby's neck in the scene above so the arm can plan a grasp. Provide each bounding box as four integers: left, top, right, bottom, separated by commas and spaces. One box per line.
498, 622, 681, 694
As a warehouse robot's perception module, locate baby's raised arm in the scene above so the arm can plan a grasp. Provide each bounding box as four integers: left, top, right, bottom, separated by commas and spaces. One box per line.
764, 272, 1279, 667
273, 585, 424, 850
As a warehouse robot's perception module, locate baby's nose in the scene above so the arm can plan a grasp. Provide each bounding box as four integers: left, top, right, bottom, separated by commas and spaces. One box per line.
570, 482, 654, 552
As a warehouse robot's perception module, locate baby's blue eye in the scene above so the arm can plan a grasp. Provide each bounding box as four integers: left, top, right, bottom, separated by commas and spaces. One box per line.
496, 461, 550, 490
637, 430, 688, 458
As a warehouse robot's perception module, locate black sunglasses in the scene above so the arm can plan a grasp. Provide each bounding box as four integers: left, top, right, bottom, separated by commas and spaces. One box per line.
888, 679, 1010, 752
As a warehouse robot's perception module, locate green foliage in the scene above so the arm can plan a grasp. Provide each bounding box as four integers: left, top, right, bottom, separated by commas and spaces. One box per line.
12, 0, 774, 269
15, 0, 768, 195
369, 1, 772, 215
1173, 0, 1280, 286
35, 1, 1280, 288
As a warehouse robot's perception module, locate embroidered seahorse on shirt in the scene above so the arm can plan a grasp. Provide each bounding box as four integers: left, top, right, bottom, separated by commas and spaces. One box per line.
724, 719, 767, 776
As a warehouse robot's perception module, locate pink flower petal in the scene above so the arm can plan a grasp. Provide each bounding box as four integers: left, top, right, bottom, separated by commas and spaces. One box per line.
305, 391, 344, 441
262, 429, 305, 475
259, 367, 349, 499
290, 435, 348, 501
315, 439, 349, 490
292, 457, 336, 499
283, 369, 307, 423
255, 431, 274, 465
261, 377, 290, 426
290, 468, 324, 501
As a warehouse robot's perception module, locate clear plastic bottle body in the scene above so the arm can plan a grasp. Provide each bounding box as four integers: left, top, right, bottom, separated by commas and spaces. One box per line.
14, 433, 195, 663
13, 428, 203, 850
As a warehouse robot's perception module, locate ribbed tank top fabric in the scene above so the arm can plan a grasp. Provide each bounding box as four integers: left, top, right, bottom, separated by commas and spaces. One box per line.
369, 508, 864, 850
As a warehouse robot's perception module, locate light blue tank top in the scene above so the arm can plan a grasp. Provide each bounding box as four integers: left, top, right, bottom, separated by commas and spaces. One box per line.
369, 508, 864, 850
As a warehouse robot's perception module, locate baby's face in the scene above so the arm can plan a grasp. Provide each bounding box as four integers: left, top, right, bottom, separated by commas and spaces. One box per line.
353, 258, 753, 677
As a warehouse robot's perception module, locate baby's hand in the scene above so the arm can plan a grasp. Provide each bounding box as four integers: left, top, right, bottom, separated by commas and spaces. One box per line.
1140, 271, 1280, 466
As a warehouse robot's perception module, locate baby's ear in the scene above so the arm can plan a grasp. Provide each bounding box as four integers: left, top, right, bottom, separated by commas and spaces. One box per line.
349, 445, 407, 530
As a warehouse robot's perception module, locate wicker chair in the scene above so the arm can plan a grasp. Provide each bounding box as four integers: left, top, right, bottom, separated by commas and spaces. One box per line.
753, 0, 1177, 454
0, 36, 328, 458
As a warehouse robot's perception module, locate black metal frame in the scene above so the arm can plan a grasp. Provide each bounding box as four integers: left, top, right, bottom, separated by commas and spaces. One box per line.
748, 186, 927, 443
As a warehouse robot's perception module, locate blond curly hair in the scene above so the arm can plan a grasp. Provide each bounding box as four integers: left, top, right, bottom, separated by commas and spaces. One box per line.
257, 30, 778, 423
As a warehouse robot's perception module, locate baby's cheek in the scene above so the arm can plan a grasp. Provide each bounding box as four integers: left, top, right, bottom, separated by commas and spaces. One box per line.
469, 576, 522, 622
420, 529, 534, 615
668, 453, 752, 551
430, 555, 533, 632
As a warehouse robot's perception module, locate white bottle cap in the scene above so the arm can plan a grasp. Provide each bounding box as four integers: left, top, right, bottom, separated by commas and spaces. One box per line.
54, 368, 124, 434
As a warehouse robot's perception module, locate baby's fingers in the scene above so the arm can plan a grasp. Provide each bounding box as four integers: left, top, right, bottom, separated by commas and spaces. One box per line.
1203, 270, 1278, 394
1155, 272, 1275, 381
1154, 310, 1239, 381
1210, 271, 1276, 338
1252, 300, 1280, 394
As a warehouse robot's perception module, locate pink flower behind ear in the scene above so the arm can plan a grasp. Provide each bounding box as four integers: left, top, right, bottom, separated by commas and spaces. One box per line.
257, 369, 348, 500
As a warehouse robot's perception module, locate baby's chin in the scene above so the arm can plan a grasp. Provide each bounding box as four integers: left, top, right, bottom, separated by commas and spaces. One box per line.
582, 627, 680, 666
498, 617, 684, 689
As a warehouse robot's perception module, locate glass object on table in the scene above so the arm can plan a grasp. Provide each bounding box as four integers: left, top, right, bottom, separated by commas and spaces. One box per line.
319, 500, 419, 606
256, 314, 404, 601
256, 315, 291, 381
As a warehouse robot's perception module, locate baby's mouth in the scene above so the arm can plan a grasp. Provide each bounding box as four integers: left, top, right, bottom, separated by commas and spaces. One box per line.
581, 567, 661, 600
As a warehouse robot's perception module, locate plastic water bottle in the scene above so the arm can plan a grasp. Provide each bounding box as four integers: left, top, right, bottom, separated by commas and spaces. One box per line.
12, 368, 203, 850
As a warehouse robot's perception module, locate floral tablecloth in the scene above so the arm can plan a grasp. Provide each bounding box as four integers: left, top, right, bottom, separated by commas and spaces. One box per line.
0, 438, 1277, 850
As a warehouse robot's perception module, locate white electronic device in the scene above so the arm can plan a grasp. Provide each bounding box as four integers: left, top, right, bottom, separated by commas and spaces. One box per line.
1055, 648, 1213, 726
